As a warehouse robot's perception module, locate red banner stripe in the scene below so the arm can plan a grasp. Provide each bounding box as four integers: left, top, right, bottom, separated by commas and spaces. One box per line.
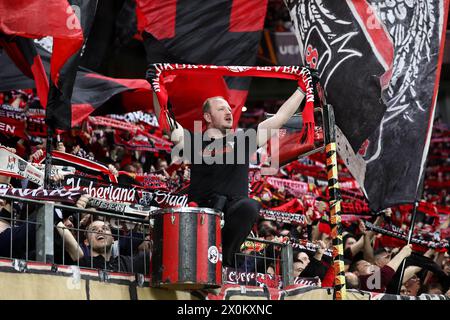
137, 0, 177, 40
162, 213, 179, 284
72, 103, 95, 127
229, 0, 268, 32
196, 212, 209, 283
31, 55, 49, 107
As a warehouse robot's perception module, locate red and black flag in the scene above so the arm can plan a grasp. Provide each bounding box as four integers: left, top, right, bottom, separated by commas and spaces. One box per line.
46, 0, 98, 130
136, 0, 269, 130
0, 42, 153, 127
0, 36, 49, 107
0, 0, 99, 130
0, 0, 84, 87
286, 0, 449, 211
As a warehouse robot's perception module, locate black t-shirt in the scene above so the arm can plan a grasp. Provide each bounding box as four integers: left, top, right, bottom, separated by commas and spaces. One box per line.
185, 130, 256, 205
78, 253, 150, 274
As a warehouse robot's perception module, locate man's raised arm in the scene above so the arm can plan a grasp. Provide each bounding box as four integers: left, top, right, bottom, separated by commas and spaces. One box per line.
152, 92, 184, 147
256, 67, 315, 147
146, 65, 185, 151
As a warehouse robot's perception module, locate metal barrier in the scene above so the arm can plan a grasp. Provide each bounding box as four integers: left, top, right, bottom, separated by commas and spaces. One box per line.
231, 236, 294, 288
0, 195, 43, 263
52, 202, 151, 275
0, 194, 294, 287
0, 194, 151, 276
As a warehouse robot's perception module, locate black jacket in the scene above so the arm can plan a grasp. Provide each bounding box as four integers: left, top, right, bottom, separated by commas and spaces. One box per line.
78, 252, 150, 274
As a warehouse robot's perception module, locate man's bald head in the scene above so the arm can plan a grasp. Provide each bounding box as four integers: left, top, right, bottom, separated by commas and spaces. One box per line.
202, 96, 233, 130
202, 96, 228, 113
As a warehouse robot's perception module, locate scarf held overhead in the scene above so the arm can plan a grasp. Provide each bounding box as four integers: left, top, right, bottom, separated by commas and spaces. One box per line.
150, 64, 316, 140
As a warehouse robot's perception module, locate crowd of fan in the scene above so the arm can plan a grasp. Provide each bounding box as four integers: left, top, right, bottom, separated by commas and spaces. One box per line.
0, 90, 449, 297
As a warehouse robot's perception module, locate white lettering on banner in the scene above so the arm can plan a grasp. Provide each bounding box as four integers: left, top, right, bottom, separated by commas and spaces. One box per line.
293, 277, 320, 287
279, 45, 300, 55
261, 210, 306, 225
88, 198, 127, 213
0, 104, 22, 112
226, 66, 252, 73
66, 177, 80, 189
280, 66, 303, 76
65, 177, 135, 203
65, 177, 188, 207
225, 270, 287, 289
267, 177, 309, 192
0, 188, 81, 202
299, 68, 314, 103
186, 64, 199, 69
0, 122, 16, 134
153, 190, 188, 207
0, 104, 28, 118
390, 224, 403, 234
113, 111, 158, 126
162, 63, 175, 70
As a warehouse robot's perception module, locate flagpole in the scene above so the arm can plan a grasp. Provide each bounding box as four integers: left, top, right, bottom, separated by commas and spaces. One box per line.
44, 80, 56, 190
43, 126, 54, 189
396, 171, 427, 294
323, 104, 347, 300
395, 110, 433, 293
396, 201, 420, 294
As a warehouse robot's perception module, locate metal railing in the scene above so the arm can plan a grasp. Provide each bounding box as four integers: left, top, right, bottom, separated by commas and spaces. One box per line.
0, 194, 151, 276
0, 195, 42, 263
230, 236, 294, 288
0, 194, 295, 287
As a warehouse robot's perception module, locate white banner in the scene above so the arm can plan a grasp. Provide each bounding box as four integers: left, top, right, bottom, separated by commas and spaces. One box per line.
0, 147, 44, 185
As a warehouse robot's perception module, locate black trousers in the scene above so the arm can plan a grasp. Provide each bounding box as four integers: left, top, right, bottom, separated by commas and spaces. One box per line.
199, 196, 261, 268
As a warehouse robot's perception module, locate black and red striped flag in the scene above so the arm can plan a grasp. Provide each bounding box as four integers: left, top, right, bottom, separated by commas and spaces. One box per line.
0, 0, 99, 130
0, 0, 84, 90
0, 42, 153, 128
286, 0, 449, 211
0, 36, 49, 107
136, 0, 269, 130
45, 0, 98, 130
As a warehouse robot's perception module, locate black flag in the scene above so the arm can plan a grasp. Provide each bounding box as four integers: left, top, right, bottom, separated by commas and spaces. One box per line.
0, 42, 153, 127
46, 0, 98, 130
137, 0, 269, 124
0, 36, 49, 106
286, 0, 449, 211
